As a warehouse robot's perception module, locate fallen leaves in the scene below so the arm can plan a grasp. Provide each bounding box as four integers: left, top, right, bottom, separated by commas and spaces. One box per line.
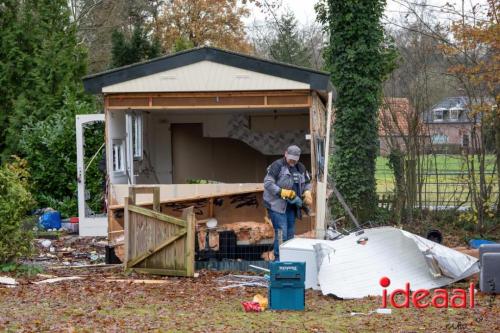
0, 270, 498, 332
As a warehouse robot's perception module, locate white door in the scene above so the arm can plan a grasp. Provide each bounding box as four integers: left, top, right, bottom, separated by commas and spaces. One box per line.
76, 114, 107, 236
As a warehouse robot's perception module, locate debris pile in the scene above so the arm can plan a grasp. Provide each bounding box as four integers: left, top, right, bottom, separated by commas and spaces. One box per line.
31, 235, 107, 268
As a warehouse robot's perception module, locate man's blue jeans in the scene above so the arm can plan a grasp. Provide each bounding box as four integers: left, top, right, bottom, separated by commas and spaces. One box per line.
267, 206, 296, 261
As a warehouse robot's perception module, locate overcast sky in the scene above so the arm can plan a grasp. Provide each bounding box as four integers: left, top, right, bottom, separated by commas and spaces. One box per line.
244, 0, 489, 26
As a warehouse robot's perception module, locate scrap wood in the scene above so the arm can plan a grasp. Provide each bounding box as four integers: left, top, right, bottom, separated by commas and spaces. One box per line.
197, 227, 219, 251
296, 230, 316, 239
261, 250, 275, 261
105, 279, 169, 284
48, 263, 122, 269
0, 276, 17, 286
216, 274, 268, 290
36, 273, 57, 279
34, 276, 83, 284
453, 246, 479, 259
222, 221, 274, 244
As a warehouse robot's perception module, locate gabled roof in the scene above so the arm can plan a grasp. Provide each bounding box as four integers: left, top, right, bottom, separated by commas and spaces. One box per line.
83, 46, 332, 94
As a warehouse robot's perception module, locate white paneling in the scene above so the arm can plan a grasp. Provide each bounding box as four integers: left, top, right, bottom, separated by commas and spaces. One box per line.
108, 111, 128, 184
102, 61, 310, 93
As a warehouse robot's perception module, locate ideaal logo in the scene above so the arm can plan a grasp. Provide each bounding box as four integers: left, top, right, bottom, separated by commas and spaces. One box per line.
380, 276, 475, 308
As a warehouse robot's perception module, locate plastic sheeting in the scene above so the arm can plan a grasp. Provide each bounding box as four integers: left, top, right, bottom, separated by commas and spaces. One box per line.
308, 227, 479, 299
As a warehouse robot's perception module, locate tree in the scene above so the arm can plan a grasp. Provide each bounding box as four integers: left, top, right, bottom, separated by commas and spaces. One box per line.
0, 0, 88, 160
0, 1, 103, 217
439, 0, 499, 228
268, 10, 311, 67
73, 0, 164, 72
383, 4, 456, 223
248, 2, 325, 70
316, 0, 397, 220
158, 0, 252, 53
0, 157, 35, 264
111, 24, 162, 68
19, 90, 104, 217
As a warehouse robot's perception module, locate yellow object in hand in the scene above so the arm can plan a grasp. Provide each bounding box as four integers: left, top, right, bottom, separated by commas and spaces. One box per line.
280, 188, 296, 199
302, 190, 313, 206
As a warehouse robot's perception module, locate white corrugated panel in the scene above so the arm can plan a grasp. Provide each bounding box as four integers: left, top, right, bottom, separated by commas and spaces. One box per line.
317, 227, 479, 299
280, 238, 336, 289
102, 61, 310, 93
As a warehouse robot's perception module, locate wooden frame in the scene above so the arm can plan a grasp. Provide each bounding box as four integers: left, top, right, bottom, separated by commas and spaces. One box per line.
105, 90, 311, 110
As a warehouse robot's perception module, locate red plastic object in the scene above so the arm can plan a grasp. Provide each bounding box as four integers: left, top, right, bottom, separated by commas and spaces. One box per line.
241, 301, 262, 312
69, 217, 79, 224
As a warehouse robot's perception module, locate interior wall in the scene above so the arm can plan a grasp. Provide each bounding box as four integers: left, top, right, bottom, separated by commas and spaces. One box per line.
108, 109, 312, 185
171, 123, 267, 183
250, 114, 309, 132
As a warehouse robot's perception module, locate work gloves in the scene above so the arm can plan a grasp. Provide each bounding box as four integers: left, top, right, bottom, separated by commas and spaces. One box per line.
280, 188, 296, 200
302, 190, 313, 207
287, 196, 303, 207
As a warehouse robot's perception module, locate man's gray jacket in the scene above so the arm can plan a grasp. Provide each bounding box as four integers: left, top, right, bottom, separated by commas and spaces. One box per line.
263, 157, 312, 214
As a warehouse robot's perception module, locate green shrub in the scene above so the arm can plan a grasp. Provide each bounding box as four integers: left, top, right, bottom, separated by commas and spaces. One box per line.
0, 263, 43, 277
19, 90, 104, 217
0, 157, 35, 264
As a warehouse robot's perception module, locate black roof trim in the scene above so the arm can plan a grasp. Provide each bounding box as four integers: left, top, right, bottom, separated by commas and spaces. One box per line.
83, 47, 331, 94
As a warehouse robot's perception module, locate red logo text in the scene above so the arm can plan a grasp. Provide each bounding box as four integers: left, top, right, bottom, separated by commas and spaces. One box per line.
380, 276, 475, 309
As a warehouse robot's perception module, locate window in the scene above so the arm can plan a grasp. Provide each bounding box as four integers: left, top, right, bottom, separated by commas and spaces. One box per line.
462, 134, 469, 147
132, 113, 143, 160
431, 134, 448, 144
112, 139, 125, 173
433, 108, 444, 122
449, 107, 461, 121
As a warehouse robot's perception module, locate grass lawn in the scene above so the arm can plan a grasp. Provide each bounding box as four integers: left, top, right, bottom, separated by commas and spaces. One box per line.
376, 155, 498, 206
0, 269, 498, 332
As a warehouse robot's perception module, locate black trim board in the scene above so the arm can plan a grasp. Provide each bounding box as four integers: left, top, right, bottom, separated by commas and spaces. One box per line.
83, 47, 331, 94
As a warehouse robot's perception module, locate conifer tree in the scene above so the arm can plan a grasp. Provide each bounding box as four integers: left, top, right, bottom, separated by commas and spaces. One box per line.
269, 11, 311, 68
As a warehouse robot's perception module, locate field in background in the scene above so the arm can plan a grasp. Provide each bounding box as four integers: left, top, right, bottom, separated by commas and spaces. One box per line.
376, 154, 498, 208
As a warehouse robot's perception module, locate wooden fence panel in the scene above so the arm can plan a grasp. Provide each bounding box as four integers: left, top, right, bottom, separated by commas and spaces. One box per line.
124, 186, 195, 276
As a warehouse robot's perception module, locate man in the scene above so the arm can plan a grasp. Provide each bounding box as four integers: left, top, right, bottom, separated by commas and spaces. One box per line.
263, 145, 313, 261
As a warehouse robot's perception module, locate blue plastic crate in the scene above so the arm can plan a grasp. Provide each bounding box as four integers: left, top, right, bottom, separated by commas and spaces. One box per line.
268, 262, 305, 311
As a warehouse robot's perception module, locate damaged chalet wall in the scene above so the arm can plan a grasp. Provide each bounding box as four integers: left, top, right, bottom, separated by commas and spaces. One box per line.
143, 111, 310, 184
171, 123, 269, 183
227, 114, 310, 155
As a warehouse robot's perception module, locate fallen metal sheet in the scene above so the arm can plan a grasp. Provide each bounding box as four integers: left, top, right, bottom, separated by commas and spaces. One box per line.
317, 227, 479, 299
280, 238, 337, 289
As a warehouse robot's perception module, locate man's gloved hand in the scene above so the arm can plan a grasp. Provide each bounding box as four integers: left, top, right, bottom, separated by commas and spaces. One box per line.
287, 196, 302, 207
280, 188, 296, 200
302, 190, 313, 207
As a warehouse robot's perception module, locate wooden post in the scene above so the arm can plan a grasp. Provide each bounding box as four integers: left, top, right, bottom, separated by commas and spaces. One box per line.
153, 187, 160, 212
128, 187, 136, 205
208, 198, 214, 217
124, 196, 130, 269
182, 207, 196, 277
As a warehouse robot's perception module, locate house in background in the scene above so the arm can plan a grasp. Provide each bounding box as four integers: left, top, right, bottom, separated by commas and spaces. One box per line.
424, 96, 476, 152
379, 96, 481, 156
378, 97, 412, 156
